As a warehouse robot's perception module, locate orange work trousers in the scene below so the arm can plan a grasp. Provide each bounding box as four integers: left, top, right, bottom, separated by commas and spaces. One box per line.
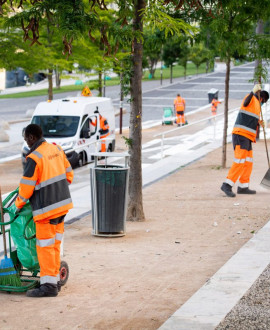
225, 134, 253, 188
35, 215, 65, 285
100, 133, 109, 152
100, 138, 106, 152
176, 111, 185, 125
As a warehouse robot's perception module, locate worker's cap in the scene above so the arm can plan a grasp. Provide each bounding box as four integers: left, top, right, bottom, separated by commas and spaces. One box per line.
253, 84, 262, 94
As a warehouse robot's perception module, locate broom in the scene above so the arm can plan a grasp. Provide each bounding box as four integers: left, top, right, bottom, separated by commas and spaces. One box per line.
0, 187, 21, 287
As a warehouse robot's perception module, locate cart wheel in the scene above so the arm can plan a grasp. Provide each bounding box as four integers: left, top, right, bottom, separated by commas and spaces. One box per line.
59, 260, 69, 286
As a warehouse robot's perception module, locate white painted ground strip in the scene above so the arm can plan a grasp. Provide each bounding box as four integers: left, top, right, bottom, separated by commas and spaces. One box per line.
159, 221, 270, 330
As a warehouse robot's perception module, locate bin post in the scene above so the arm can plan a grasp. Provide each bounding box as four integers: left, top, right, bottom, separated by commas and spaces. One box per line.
90, 152, 130, 237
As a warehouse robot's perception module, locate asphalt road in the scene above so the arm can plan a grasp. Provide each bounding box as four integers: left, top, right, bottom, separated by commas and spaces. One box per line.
0, 62, 257, 128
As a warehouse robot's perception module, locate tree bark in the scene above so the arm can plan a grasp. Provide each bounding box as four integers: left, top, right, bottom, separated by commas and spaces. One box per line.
126, 0, 146, 222
55, 68, 61, 88
222, 57, 231, 168
254, 19, 264, 141
149, 59, 157, 78
98, 71, 102, 96
48, 68, 53, 100
254, 19, 264, 85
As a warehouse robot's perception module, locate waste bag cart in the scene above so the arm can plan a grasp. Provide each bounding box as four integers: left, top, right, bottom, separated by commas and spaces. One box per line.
208, 88, 219, 103
90, 152, 130, 237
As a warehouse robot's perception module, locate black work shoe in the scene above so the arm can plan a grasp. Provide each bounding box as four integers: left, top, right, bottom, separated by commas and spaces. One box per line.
26, 284, 58, 297
57, 281, 62, 292
237, 187, 256, 194
221, 183, 236, 197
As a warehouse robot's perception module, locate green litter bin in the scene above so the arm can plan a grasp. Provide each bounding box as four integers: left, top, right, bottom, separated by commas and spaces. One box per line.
90, 153, 130, 237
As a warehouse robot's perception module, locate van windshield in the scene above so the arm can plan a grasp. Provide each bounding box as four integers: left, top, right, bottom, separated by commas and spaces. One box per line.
32, 116, 80, 137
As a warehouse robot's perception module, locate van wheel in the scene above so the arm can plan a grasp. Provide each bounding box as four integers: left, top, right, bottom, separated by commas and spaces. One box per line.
107, 144, 112, 152
78, 153, 85, 167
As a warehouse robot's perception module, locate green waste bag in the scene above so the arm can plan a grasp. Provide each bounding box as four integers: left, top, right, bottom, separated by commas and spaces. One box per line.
3, 189, 39, 271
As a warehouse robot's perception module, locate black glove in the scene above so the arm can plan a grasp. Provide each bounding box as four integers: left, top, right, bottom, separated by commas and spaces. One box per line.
99, 129, 102, 133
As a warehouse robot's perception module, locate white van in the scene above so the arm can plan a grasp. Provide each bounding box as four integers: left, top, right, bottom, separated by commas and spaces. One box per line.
21, 96, 116, 168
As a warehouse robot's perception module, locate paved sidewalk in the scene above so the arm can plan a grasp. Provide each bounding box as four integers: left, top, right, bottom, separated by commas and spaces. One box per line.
1, 66, 270, 329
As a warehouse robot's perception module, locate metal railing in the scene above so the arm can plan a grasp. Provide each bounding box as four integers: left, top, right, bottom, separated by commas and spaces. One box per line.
154, 101, 270, 159
71, 136, 114, 153
154, 107, 240, 159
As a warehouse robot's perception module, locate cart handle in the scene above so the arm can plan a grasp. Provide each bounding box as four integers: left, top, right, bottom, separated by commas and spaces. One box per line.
0, 208, 19, 226
3, 188, 19, 208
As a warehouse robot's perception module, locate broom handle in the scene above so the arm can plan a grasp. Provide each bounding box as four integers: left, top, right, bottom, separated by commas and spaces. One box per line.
0, 187, 7, 257
260, 107, 270, 168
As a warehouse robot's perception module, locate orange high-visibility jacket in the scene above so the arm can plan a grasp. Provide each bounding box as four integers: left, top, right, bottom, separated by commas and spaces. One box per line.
211, 99, 221, 111
232, 93, 261, 142
15, 139, 73, 222
174, 96, 185, 112
99, 116, 110, 138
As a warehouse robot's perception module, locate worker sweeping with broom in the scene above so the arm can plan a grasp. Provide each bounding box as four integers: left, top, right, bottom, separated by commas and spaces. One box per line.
221, 84, 269, 197
15, 124, 74, 297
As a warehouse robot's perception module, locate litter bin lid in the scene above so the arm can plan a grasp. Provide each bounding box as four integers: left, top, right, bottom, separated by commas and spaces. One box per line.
92, 152, 130, 158
208, 88, 219, 94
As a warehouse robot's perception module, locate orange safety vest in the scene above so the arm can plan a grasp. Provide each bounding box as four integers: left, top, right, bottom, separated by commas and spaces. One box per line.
99, 116, 110, 138
15, 140, 74, 222
232, 94, 261, 142
211, 99, 221, 112
174, 96, 185, 112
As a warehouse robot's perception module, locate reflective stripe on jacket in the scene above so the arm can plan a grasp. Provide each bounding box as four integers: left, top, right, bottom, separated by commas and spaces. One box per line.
15, 140, 74, 222
232, 93, 261, 142
174, 97, 185, 112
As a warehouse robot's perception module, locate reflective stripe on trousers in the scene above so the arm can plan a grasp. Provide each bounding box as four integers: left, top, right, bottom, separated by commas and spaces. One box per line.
226, 144, 253, 187
36, 218, 64, 285
176, 113, 185, 125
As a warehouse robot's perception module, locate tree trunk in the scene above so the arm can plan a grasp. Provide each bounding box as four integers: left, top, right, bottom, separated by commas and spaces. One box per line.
184, 63, 187, 79
206, 61, 209, 73
222, 57, 231, 168
254, 19, 264, 84
55, 69, 61, 89
170, 64, 173, 83
48, 68, 53, 100
254, 19, 264, 141
98, 71, 102, 96
150, 59, 157, 78
126, 0, 146, 222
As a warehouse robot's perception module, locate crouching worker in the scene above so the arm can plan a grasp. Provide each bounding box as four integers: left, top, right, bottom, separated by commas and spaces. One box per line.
15, 124, 74, 297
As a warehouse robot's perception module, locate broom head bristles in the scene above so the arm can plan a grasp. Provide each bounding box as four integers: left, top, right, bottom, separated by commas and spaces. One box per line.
0, 256, 21, 287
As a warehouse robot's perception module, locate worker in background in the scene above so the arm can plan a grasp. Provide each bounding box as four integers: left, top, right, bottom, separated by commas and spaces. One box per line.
221, 85, 269, 197
211, 97, 221, 116
174, 93, 186, 127
15, 124, 74, 297
90, 109, 110, 152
